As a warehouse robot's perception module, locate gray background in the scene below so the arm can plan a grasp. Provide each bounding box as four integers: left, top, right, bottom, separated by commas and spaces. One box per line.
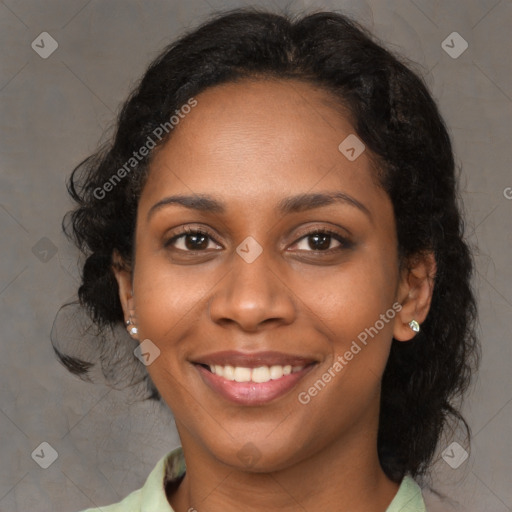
0, 0, 511, 511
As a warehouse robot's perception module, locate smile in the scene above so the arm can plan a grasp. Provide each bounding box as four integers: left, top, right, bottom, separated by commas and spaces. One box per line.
192, 351, 318, 405
214, 362, 306, 380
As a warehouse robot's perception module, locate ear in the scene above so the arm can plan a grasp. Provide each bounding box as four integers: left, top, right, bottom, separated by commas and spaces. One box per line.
112, 249, 136, 325
393, 251, 436, 342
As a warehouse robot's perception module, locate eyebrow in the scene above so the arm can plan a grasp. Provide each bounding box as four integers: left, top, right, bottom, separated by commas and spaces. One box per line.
146, 191, 372, 223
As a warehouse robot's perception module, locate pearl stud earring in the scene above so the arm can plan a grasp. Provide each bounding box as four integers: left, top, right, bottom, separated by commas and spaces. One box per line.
126, 318, 138, 336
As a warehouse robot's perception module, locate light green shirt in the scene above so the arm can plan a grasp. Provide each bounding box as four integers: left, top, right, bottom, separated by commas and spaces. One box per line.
78, 446, 426, 511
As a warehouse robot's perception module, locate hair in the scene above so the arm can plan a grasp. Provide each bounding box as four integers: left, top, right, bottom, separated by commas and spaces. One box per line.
53, 7, 479, 485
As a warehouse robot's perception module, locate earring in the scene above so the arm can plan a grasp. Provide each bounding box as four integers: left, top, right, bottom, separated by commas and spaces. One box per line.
126, 318, 138, 336
408, 319, 420, 333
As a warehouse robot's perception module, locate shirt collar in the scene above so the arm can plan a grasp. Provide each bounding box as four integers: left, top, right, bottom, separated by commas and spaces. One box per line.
385, 474, 426, 511
139, 447, 425, 512
139, 446, 185, 512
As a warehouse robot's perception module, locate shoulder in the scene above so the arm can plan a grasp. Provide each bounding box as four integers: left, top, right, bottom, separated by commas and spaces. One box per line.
74, 447, 185, 512
77, 488, 142, 512
386, 475, 427, 512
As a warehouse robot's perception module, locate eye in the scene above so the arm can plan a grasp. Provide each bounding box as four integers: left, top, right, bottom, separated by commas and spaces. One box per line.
165, 227, 221, 252
293, 229, 352, 253
164, 226, 352, 255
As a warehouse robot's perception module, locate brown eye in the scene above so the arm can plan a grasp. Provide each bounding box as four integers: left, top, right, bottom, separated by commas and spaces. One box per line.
294, 229, 352, 253
165, 228, 221, 252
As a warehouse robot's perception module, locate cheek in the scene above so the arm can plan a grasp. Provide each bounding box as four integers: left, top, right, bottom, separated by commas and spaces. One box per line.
295, 256, 397, 334
131, 258, 206, 407
293, 253, 398, 386
132, 255, 211, 339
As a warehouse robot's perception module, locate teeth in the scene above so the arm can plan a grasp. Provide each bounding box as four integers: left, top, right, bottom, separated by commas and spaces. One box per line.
223, 365, 235, 381
252, 366, 270, 383
269, 365, 284, 379
206, 364, 305, 383
234, 367, 252, 382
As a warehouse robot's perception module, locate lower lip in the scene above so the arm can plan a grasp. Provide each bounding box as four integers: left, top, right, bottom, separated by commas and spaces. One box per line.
194, 364, 316, 406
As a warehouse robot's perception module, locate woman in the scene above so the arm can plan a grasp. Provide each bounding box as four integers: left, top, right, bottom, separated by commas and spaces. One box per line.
56, 8, 479, 512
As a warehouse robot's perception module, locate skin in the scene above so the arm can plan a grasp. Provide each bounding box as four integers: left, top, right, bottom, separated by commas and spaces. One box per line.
113, 78, 436, 512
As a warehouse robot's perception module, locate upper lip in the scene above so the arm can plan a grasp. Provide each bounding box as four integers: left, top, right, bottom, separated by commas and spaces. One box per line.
192, 350, 318, 368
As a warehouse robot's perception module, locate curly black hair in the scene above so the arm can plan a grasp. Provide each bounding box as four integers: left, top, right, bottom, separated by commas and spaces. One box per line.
53, 7, 479, 485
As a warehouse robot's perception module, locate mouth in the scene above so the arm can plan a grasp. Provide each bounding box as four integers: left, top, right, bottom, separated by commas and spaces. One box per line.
191, 351, 318, 405
197, 361, 310, 381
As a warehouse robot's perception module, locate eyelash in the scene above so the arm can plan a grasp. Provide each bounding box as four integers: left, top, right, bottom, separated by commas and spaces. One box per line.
164, 226, 352, 254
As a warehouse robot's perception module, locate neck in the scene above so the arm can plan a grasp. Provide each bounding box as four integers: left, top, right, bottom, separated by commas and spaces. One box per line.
168, 410, 400, 512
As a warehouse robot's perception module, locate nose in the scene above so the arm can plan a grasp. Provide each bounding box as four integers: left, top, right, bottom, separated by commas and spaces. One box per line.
208, 249, 296, 332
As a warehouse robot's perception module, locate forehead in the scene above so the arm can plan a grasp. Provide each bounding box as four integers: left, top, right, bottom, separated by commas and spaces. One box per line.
139, 78, 386, 216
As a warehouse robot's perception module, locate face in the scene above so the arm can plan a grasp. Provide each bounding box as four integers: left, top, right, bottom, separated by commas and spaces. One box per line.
116, 78, 411, 471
